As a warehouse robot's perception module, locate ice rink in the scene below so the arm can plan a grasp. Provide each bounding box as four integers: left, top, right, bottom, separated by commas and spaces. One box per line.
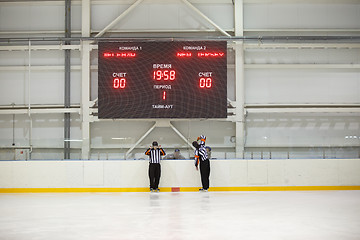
1, 191, 359, 240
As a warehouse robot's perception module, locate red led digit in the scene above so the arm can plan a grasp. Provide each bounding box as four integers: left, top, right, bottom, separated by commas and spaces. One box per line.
153, 71, 158, 80
119, 78, 126, 88
113, 78, 126, 89
114, 78, 119, 88
206, 78, 212, 88
163, 91, 166, 100
199, 78, 206, 88
157, 70, 162, 80
169, 70, 176, 80
163, 70, 169, 80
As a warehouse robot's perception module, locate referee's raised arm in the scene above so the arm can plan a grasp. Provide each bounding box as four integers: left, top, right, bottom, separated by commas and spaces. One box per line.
146, 141, 165, 192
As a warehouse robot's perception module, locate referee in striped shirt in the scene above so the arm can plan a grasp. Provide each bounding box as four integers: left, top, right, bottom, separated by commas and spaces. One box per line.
193, 135, 210, 191
145, 141, 166, 192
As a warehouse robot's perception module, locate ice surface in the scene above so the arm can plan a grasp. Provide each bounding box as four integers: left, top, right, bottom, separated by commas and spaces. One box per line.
0, 191, 359, 240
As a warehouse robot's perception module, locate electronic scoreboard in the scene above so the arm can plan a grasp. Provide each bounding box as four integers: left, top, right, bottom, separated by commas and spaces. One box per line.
98, 41, 227, 118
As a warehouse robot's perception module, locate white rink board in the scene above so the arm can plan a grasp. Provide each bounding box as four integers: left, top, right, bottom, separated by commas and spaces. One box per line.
0, 159, 360, 189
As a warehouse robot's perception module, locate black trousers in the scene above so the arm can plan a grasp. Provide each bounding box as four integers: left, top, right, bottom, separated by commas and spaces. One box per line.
149, 163, 161, 189
200, 159, 210, 190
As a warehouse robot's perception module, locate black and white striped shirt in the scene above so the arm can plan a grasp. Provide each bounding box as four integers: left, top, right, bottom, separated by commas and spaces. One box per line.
145, 147, 166, 164
194, 145, 208, 167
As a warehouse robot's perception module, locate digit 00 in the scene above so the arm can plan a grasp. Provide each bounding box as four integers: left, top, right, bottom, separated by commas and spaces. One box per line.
113, 78, 126, 89
199, 77, 212, 88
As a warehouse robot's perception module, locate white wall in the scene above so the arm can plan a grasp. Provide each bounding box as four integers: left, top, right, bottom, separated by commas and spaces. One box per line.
1, 159, 359, 189
245, 114, 360, 147
244, 3, 360, 29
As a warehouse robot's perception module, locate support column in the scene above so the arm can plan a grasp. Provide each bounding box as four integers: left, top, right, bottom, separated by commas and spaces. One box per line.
81, 0, 91, 160
81, 41, 91, 160
235, 43, 245, 159
234, 0, 244, 37
82, 0, 91, 38
234, 0, 245, 159
64, 0, 71, 159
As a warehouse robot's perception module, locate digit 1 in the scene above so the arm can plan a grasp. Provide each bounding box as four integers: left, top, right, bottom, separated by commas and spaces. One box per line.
163, 91, 166, 100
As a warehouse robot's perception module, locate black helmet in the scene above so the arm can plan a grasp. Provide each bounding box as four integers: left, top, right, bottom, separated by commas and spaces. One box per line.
152, 141, 158, 146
